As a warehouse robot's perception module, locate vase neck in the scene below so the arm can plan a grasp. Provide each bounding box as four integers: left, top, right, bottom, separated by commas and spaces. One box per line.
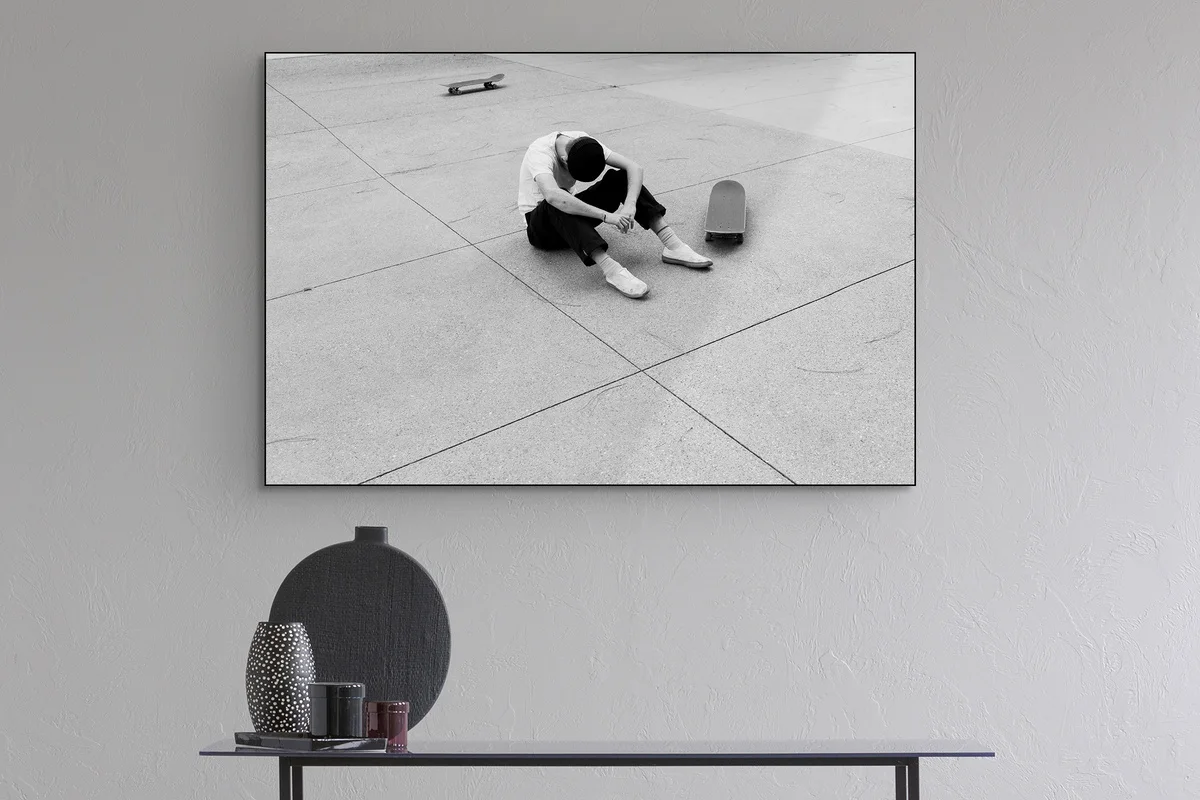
355, 526, 388, 543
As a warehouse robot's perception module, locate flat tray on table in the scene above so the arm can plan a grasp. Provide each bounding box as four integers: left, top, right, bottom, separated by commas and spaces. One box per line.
234, 732, 387, 751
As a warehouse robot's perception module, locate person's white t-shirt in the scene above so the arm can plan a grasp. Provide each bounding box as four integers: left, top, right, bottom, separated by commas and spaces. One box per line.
517, 131, 612, 214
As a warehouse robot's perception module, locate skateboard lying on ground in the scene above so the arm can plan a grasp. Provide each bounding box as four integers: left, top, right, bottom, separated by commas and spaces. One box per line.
442, 73, 505, 95
704, 179, 746, 243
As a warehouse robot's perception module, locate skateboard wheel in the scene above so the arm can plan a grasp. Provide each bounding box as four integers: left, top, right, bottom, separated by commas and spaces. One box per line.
736, 234, 743, 243
705, 233, 713, 241
484, 82, 496, 89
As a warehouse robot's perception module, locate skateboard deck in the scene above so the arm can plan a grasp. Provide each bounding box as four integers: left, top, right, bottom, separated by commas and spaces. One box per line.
442, 73, 505, 94
704, 179, 746, 243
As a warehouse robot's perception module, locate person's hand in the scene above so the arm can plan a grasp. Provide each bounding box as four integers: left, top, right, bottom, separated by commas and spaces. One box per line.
604, 211, 634, 234
616, 203, 636, 232
606, 204, 635, 233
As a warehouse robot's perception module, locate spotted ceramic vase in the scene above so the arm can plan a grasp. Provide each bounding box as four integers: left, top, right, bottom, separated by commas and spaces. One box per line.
246, 621, 316, 733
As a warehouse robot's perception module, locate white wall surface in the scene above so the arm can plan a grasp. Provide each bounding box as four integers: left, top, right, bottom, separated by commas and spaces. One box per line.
2, 1, 1198, 799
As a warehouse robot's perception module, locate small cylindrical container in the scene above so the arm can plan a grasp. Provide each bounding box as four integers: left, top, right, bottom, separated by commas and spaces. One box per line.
307, 682, 366, 738
365, 700, 409, 753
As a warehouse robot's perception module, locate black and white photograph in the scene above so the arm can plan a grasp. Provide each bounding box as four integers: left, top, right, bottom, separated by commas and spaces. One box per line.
265, 52, 916, 485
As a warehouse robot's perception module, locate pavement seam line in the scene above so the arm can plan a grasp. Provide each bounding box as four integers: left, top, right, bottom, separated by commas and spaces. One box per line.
268, 59, 517, 97
358, 370, 643, 484
470, 246, 643, 372
321, 128, 474, 247
640, 259, 915, 374
652, 137, 891, 198
270, 81, 473, 248
317, 85, 614, 132
639, 372, 797, 485
267, 177, 379, 201
266, 92, 479, 299
271, 54, 632, 99
266, 241, 480, 301
266, 81, 325, 132
516, 53, 853, 91
634, 259, 917, 485
849, 127, 915, 146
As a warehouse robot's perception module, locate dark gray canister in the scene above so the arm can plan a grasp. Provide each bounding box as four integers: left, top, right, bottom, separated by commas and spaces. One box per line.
307, 682, 366, 737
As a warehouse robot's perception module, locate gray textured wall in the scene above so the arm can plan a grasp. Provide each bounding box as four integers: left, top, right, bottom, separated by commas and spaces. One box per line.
3, 1, 1199, 799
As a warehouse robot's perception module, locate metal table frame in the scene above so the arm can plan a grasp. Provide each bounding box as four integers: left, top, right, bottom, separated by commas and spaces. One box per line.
276, 755, 923, 800
200, 741, 994, 800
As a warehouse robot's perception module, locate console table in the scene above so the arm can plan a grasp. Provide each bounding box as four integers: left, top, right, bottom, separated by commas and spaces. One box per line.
200, 739, 992, 800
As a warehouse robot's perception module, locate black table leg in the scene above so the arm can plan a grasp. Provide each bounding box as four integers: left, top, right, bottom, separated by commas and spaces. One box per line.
278, 758, 291, 800
292, 763, 304, 800
895, 764, 908, 800
907, 758, 920, 800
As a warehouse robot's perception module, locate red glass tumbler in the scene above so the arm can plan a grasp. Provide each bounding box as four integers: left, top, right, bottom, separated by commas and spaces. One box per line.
365, 700, 409, 753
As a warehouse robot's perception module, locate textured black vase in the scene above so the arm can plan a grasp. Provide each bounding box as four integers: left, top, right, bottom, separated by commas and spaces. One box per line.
245, 621, 317, 733
268, 526, 451, 729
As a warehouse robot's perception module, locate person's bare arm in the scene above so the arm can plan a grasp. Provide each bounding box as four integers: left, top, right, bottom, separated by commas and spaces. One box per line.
604, 152, 643, 210
534, 173, 603, 218
534, 173, 629, 231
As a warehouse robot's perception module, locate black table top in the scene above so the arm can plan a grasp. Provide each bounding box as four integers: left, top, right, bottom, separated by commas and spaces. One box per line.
200, 738, 994, 763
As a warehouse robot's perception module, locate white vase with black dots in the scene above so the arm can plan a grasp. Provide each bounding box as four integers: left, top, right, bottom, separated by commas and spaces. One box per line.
245, 621, 316, 733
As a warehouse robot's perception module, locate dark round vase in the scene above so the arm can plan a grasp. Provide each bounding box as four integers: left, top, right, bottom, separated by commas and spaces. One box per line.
268, 526, 451, 729
245, 621, 316, 733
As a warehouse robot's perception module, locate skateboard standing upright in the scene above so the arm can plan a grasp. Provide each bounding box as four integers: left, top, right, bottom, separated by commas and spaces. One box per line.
704, 179, 747, 243
442, 73, 505, 95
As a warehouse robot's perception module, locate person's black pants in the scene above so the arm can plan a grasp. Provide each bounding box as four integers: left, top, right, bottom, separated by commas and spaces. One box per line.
524, 168, 668, 266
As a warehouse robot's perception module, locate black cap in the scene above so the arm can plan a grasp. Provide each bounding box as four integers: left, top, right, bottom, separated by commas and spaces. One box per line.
354, 526, 388, 543
307, 682, 366, 698
566, 137, 605, 182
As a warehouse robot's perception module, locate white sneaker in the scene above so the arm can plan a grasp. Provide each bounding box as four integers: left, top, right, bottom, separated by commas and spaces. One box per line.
605, 267, 649, 298
662, 244, 713, 268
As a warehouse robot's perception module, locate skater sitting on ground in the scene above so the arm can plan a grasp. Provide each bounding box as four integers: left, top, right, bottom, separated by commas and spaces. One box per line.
517, 130, 713, 298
